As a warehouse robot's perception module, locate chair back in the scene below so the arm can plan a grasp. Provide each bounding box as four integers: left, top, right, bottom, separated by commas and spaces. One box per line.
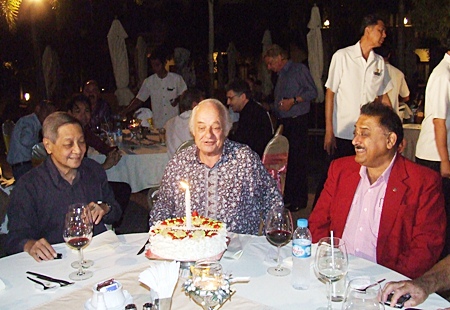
31, 142, 48, 167
147, 187, 159, 212
175, 139, 195, 154
262, 125, 289, 196
2, 120, 15, 155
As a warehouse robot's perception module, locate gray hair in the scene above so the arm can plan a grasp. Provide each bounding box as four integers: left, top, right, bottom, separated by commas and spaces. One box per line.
43, 111, 82, 143
189, 99, 232, 136
263, 44, 289, 60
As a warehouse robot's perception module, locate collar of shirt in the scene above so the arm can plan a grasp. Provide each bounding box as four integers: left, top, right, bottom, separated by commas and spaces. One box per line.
184, 139, 235, 169
179, 110, 192, 120
278, 60, 293, 76
45, 157, 81, 189
359, 153, 397, 186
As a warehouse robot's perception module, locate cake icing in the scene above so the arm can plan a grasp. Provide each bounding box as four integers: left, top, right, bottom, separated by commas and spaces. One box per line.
148, 215, 228, 261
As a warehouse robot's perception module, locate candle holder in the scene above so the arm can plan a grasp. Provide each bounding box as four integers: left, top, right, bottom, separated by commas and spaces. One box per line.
182, 259, 232, 310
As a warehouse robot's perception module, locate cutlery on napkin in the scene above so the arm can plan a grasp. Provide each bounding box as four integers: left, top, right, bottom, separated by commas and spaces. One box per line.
139, 261, 180, 299
26, 271, 74, 286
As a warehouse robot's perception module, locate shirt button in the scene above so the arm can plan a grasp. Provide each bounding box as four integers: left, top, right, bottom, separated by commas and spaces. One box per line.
364, 208, 367, 212
359, 227, 363, 231
356, 248, 360, 252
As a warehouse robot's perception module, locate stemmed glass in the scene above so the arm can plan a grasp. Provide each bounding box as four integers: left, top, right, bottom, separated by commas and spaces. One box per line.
315, 237, 348, 310
342, 277, 385, 310
63, 203, 94, 281
265, 208, 293, 276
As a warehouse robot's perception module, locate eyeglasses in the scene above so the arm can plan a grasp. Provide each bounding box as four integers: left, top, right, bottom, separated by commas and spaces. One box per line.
226, 93, 241, 100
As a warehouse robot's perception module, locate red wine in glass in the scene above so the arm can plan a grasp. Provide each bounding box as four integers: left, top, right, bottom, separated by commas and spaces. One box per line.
265, 208, 293, 276
63, 203, 93, 281
266, 229, 292, 247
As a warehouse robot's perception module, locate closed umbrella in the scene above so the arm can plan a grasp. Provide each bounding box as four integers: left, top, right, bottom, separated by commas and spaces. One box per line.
42, 45, 60, 101
227, 42, 237, 83
307, 4, 324, 102
107, 19, 135, 106
259, 29, 273, 97
136, 36, 148, 89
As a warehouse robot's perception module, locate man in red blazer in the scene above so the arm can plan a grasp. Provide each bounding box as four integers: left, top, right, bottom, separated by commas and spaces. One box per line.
309, 102, 446, 279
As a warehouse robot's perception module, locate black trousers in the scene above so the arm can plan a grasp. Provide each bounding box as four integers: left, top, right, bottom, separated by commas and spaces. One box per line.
278, 114, 309, 210
415, 157, 450, 258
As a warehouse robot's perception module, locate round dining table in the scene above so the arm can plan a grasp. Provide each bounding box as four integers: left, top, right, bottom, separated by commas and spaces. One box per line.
88, 130, 170, 193
0, 231, 449, 310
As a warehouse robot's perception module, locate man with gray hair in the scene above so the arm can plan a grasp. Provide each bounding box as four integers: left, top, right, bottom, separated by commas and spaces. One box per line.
150, 99, 283, 235
6, 112, 121, 260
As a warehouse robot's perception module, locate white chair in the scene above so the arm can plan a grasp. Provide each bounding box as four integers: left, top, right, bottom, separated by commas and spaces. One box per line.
175, 139, 195, 154
261, 125, 289, 196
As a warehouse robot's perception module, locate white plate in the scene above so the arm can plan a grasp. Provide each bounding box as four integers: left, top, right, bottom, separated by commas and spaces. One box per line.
84, 290, 133, 310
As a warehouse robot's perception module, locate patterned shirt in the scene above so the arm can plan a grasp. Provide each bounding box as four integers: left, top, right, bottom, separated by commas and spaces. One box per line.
149, 139, 284, 235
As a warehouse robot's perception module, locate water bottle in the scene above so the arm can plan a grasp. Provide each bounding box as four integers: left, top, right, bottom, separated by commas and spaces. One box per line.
116, 122, 123, 144
291, 218, 312, 290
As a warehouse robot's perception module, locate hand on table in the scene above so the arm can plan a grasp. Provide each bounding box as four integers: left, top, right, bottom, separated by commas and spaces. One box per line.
24, 238, 57, 262
88, 201, 111, 225
382, 280, 428, 308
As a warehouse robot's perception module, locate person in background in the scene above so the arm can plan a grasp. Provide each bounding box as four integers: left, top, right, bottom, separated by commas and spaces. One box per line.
83, 80, 112, 131
382, 254, 450, 308
226, 79, 273, 158
6, 112, 122, 260
309, 102, 445, 279
264, 44, 318, 211
149, 99, 283, 235
313, 14, 393, 208
7, 100, 56, 181
415, 48, 450, 257
121, 48, 187, 128
67, 94, 131, 226
374, 45, 410, 116
164, 88, 204, 157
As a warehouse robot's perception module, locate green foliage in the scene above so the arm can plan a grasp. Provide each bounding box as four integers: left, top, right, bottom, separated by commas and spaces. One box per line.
411, 0, 450, 45
1, 0, 22, 31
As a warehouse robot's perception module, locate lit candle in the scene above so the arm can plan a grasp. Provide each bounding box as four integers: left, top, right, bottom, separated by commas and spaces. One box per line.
180, 181, 191, 229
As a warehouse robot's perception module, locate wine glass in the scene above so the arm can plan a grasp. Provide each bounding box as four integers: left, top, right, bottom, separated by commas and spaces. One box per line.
265, 207, 293, 276
315, 237, 348, 310
63, 203, 94, 281
342, 277, 385, 310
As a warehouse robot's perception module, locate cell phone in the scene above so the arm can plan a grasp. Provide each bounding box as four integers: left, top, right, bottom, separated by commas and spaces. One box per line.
384, 292, 411, 308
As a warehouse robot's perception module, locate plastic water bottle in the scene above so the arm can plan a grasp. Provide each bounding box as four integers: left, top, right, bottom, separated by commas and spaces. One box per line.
291, 218, 312, 290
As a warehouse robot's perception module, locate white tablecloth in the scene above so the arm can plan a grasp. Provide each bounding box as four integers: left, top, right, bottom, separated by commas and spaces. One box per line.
89, 132, 170, 193
0, 232, 449, 309
402, 123, 421, 162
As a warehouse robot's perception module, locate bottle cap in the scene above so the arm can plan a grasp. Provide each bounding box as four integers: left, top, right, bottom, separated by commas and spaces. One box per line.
297, 218, 308, 228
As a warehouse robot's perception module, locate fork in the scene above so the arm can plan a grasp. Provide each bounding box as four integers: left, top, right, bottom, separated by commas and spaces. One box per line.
27, 276, 58, 290
355, 278, 386, 292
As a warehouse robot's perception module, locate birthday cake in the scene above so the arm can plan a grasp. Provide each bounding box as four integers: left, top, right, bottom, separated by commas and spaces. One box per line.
147, 214, 228, 261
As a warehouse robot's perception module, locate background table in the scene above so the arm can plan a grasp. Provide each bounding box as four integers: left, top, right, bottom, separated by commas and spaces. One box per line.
0, 232, 449, 309
89, 132, 170, 193
402, 123, 421, 162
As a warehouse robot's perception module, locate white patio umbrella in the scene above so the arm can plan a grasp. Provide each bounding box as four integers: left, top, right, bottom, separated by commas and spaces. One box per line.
307, 4, 324, 102
107, 19, 135, 106
227, 42, 237, 83
135, 36, 148, 89
259, 29, 273, 97
42, 45, 60, 100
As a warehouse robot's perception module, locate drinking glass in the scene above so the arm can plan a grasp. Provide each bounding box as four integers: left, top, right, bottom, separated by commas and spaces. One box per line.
63, 203, 94, 281
342, 277, 385, 310
315, 237, 348, 310
265, 208, 293, 276
190, 259, 225, 310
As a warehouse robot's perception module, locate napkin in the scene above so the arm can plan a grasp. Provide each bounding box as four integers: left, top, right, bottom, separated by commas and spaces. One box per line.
139, 261, 180, 298
135, 108, 153, 128
0, 277, 5, 291
84, 230, 120, 252
223, 233, 243, 259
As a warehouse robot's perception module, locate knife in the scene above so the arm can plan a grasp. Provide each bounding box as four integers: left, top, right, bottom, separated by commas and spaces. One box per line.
26, 271, 74, 286
137, 240, 150, 255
